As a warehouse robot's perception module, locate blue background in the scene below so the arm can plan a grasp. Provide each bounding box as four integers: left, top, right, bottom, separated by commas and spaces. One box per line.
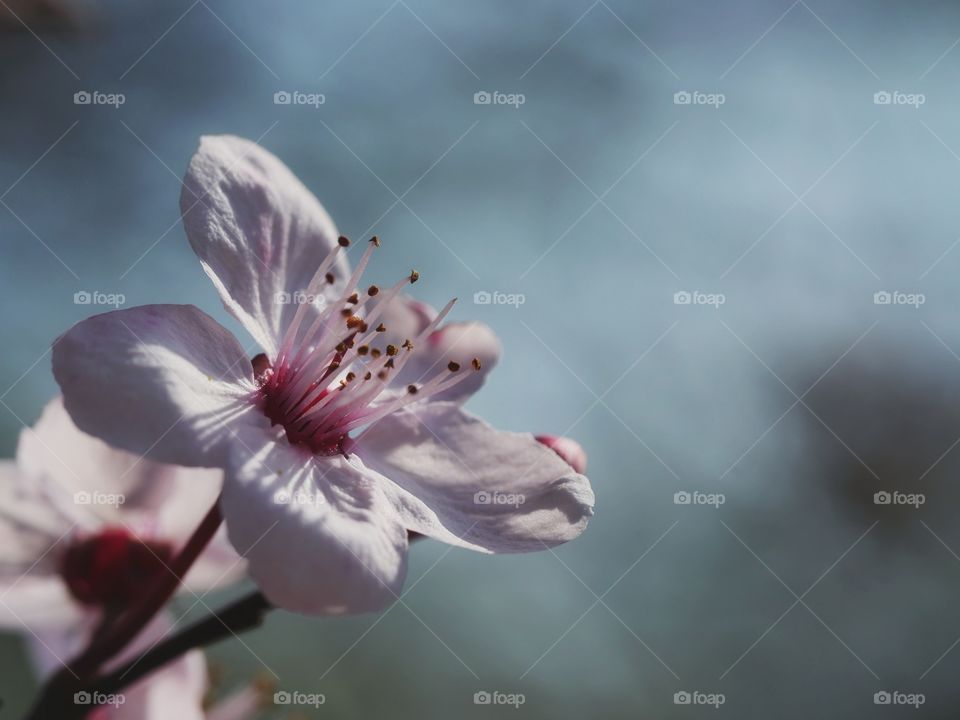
3, 1, 960, 717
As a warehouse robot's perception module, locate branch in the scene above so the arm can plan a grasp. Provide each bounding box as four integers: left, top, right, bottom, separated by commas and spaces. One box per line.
95, 590, 272, 695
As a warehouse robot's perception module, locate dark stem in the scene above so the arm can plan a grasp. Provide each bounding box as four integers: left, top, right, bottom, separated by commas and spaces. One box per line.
22, 591, 271, 720
74, 496, 225, 672
95, 590, 272, 695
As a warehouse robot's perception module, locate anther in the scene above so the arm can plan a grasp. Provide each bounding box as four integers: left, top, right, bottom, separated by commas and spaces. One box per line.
472, 358, 482, 371
338, 236, 350, 247
448, 361, 461, 372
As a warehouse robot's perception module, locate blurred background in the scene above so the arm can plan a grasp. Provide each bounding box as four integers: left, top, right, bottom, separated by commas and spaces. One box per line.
3, 0, 960, 717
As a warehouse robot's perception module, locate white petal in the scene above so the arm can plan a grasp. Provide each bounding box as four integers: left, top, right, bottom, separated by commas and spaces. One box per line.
181, 135, 349, 357
378, 295, 500, 402
357, 403, 594, 553
0, 460, 82, 629
220, 423, 408, 615
372, 294, 436, 347
52, 304, 259, 468
404, 321, 500, 402
27, 614, 96, 679
19, 397, 207, 524
107, 649, 207, 720
0, 576, 82, 632
205, 684, 264, 720
0, 459, 73, 566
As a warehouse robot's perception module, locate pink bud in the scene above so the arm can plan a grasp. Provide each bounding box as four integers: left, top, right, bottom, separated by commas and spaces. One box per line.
536, 435, 587, 473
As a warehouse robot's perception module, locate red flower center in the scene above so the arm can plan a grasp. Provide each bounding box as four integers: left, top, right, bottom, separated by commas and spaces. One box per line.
59, 528, 174, 609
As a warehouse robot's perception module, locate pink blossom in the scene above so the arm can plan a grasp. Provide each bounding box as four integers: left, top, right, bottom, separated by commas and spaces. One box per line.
0, 397, 241, 628
53, 135, 595, 616
0, 397, 244, 718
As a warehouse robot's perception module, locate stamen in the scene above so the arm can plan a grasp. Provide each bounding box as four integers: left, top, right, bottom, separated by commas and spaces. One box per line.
258, 244, 476, 455
277, 241, 380, 409
274, 241, 346, 370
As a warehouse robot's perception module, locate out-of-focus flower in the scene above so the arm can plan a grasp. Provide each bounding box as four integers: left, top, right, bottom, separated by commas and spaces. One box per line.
31, 613, 264, 720
0, 396, 243, 633
53, 135, 595, 616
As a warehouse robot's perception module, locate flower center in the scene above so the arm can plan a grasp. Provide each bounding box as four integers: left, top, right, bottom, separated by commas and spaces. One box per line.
254, 236, 479, 455
59, 528, 174, 609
